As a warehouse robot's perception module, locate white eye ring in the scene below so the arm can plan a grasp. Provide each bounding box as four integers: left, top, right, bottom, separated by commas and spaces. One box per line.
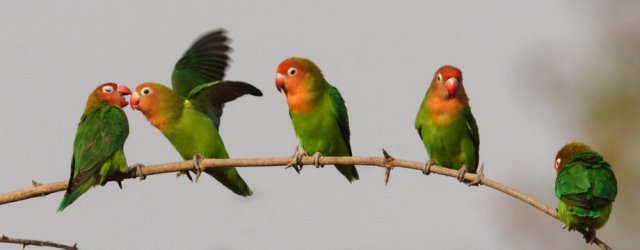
437, 73, 442, 82
555, 158, 561, 171
141, 87, 153, 96
287, 67, 297, 76
102, 85, 114, 93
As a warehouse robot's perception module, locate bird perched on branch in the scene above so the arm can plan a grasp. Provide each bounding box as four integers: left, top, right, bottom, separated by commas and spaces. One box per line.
415, 65, 481, 185
131, 29, 261, 196
59, 83, 132, 211
275, 57, 359, 182
554, 142, 617, 244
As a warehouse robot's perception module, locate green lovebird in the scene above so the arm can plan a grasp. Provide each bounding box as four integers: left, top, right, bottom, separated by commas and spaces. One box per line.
59, 83, 132, 211
131, 29, 261, 196
275, 57, 359, 182
554, 142, 617, 243
415, 65, 480, 183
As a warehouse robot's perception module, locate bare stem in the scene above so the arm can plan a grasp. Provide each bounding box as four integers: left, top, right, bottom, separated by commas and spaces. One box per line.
1, 235, 78, 250
0, 154, 611, 250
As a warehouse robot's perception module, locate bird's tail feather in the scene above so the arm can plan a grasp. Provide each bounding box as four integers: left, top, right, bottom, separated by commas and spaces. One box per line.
205, 167, 253, 196
336, 164, 359, 183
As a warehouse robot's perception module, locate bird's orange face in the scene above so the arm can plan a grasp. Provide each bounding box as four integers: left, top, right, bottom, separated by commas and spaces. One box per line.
93, 82, 132, 108
275, 58, 307, 95
130, 82, 178, 130
433, 65, 463, 99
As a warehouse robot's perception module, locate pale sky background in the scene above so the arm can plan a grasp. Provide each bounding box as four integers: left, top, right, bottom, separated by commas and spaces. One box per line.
0, 1, 636, 249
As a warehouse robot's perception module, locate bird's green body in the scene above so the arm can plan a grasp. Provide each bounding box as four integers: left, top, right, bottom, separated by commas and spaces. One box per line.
132, 30, 261, 196
555, 143, 617, 235
291, 86, 358, 182
415, 65, 479, 173
59, 83, 130, 211
276, 58, 358, 182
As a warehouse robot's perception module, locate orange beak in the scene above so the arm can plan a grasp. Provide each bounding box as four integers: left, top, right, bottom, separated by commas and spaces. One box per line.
275, 73, 285, 93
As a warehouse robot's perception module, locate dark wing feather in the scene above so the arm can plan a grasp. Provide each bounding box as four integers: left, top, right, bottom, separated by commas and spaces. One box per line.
187, 80, 263, 129
171, 29, 231, 97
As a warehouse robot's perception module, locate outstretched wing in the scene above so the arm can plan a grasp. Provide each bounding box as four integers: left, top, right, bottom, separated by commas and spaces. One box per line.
171, 29, 231, 98
187, 81, 263, 129
67, 106, 128, 193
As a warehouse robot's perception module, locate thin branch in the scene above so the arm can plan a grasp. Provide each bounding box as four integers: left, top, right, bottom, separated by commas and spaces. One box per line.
0, 235, 78, 250
0, 152, 611, 250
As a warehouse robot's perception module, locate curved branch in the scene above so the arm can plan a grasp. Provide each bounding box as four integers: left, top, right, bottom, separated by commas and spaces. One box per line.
1, 235, 78, 250
0, 152, 611, 250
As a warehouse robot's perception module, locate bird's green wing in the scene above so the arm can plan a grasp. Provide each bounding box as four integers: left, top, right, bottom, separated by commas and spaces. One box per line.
67, 106, 129, 193
171, 29, 230, 98
555, 151, 617, 208
464, 106, 480, 165
328, 85, 352, 155
187, 80, 263, 129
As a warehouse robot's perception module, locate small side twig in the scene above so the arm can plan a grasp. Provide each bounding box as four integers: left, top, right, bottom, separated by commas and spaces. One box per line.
0, 235, 78, 250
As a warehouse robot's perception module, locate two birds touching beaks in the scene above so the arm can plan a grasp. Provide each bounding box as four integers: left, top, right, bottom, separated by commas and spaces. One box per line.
59, 29, 617, 244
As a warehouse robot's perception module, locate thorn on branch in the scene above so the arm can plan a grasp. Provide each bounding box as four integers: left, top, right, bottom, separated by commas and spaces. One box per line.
382, 148, 395, 186
31, 181, 42, 187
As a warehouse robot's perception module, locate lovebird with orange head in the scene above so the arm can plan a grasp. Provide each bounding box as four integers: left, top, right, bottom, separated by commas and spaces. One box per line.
275, 57, 359, 182
555, 142, 617, 243
131, 29, 261, 196
59, 83, 132, 211
415, 65, 480, 184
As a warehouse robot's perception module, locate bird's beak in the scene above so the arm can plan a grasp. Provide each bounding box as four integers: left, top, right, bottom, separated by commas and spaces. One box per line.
445, 78, 459, 98
275, 73, 285, 93
118, 85, 132, 108
130, 91, 140, 110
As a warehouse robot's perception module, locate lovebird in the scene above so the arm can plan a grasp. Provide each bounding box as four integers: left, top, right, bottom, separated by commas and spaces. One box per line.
131, 29, 261, 196
555, 142, 617, 243
415, 65, 481, 184
59, 82, 132, 211
275, 57, 359, 182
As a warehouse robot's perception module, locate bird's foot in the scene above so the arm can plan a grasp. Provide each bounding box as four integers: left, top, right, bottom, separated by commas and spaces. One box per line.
584, 229, 596, 244
422, 160, 435, 175
311, 152, 324, 168
562, 224, 574, 232
285, 146, 307, 173
467, 163, 484, 186
192, 153, 204, 183
129, 163, 146, 181
456, 165, 468, 182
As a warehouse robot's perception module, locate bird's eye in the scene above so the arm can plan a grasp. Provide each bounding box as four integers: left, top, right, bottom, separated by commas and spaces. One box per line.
102, 85, 114, 93
555, 158, 561, 171
141, 87, 152, 96
437, 74, 442, 82
287, 67, 297, 76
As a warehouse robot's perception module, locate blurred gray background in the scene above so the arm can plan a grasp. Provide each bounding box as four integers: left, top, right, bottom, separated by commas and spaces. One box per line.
0, 1, 637, 249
